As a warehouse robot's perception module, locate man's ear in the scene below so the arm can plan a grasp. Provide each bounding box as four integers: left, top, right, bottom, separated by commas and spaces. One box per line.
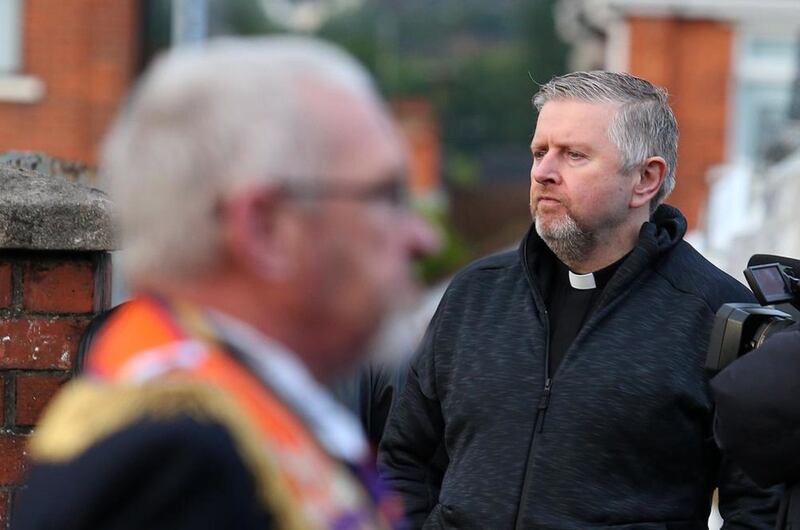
630, 156, 667, 210
220, 186, 294, 280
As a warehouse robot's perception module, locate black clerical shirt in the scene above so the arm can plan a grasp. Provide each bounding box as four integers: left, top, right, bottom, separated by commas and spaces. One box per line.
543, 255, 623, 378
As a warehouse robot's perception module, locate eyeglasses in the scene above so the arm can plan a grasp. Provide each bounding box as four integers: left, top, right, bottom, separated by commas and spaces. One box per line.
283, 177, 411, 210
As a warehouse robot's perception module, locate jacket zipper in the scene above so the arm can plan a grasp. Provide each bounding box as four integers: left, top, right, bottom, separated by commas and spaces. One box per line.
537, 377, 552, 433
514, 303, 552, 530
513, 225, 646, 528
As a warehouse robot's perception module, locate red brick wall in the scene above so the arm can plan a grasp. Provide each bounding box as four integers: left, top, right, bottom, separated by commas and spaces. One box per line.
627, 17, 733, 231
0, 250, 111, 528
0, 0, 140, 164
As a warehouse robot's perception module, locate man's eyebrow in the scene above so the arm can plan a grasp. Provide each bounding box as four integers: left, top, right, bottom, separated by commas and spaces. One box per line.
563, 143, 593, 151
532, 141, 594, 151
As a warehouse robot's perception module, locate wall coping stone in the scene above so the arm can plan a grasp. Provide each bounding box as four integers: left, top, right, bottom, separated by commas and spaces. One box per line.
0, 151, 96, 184
0, 163, 117, 251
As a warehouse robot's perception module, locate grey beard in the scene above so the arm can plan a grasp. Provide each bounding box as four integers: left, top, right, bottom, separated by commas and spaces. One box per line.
535, 213, 596, 265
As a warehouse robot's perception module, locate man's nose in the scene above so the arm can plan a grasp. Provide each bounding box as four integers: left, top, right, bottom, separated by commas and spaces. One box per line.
531, 152, 560, 185
403, 213, 441, 260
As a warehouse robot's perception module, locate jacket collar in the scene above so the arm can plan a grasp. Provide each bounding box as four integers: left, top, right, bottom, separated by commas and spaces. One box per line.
519, 204, 687, 311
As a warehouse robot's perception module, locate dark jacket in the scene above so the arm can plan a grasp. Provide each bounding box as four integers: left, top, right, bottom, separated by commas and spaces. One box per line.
14, 416, 273, 530
379, 205, 780, 530
712, 322, 800, 529
331, 363, 408, 447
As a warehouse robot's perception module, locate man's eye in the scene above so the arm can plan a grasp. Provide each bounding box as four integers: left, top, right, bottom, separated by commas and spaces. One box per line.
532, 151, 546, 160
566, 151, 585, 160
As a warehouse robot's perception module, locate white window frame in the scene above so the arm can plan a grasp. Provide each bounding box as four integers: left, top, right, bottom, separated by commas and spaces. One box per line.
0, 0, 22, 74
730, 27, 799, 166
0, 0, 45, 103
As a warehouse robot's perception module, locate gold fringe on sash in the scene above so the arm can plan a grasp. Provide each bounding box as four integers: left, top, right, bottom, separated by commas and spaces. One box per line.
29, 379, 310, 530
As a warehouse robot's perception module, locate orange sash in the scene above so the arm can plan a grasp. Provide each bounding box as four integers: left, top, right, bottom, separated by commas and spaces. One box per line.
85, 297, 395, 530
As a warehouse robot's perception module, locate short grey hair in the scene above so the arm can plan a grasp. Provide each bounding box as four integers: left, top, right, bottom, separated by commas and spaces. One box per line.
101, 36, 385, 285
533, 71, 678, 212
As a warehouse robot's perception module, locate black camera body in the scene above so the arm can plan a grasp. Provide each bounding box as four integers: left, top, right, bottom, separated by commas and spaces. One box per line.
706, 255, 800, 372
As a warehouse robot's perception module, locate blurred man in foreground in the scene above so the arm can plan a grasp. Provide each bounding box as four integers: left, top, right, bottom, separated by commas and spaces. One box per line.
14, 36, 435, 529
379, 71, 780, 528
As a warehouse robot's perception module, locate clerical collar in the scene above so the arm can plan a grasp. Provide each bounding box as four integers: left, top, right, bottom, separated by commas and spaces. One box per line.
568, 270, 597, 290
561, 254, 628, 292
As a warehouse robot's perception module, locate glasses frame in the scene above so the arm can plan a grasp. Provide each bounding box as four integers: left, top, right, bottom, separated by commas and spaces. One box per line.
282, 175, 411, 210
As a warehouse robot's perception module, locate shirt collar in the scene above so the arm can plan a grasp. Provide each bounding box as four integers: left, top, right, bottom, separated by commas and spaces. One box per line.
207, 310, 369, 464
562, 253, 627, 291
568, 270, 597, 290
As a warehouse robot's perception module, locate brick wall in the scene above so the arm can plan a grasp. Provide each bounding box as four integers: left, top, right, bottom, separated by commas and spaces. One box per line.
627, 17, 734, 231
0, 251, 110, 527
0, 0, 140, 164
0, 162, 115, 528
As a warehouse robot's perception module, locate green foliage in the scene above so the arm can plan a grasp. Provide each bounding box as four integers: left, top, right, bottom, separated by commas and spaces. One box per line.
446, 152, 480, 188
413, 201, 475, 284
213, 0, 276, 35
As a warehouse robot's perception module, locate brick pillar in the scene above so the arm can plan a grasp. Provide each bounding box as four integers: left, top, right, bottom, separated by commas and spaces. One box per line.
0, 160, 115, 528
392, 98, 442, 198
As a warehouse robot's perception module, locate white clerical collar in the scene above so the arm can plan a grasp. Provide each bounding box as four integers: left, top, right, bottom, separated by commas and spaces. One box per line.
568, 270, 597, 290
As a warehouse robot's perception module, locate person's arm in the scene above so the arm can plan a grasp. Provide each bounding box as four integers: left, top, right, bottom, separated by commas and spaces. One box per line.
713, 322, 800, 488
378, 310, 447, 529
712, 323, 800, 527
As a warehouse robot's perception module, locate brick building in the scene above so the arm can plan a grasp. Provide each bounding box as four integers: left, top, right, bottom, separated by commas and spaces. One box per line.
0, 1, 445, 196
0, 0, 140, 164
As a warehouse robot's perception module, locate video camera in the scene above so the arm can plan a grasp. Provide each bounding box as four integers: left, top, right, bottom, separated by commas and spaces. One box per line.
706, 254, 800, 372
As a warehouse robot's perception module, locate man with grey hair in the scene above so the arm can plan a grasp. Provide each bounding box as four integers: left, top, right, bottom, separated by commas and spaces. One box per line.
14, 36, 435, 529
379, 71, 780, 528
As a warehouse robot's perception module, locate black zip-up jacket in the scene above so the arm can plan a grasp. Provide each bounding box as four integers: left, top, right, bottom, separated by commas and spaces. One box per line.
379, 205, 780, 529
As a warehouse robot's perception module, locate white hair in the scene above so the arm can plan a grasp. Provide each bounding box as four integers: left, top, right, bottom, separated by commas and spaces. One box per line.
101, 36, 385, 285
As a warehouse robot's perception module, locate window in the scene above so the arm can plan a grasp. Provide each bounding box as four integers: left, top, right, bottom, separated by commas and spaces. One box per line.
732, 33, 798, 164
0, 0, 22, 74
